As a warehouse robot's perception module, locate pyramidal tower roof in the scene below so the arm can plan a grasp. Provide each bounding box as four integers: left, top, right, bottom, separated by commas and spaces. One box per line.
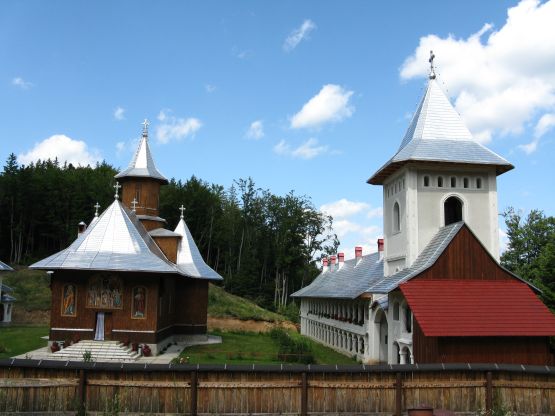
369, 69, 513, 185
173, 218, 223, 281
30, 199, 177, 273
115, 120, 168, 184
0, 260, 13, 272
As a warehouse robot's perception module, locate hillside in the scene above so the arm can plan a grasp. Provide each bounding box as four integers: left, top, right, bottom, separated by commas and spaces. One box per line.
2, 269, 291, 326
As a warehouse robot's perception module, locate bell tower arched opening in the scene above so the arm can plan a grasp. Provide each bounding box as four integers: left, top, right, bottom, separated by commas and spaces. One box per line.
444, 196, 463, 225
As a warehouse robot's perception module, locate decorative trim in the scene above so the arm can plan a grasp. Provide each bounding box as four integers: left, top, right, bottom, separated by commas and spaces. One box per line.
112, 329, 156, 334
51, 328, 94, 332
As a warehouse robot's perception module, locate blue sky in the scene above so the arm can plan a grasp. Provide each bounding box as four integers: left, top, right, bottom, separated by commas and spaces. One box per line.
2, 0, 554, 258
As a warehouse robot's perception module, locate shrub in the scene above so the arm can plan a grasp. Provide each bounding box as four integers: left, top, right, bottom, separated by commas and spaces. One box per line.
270, 327, 314, 364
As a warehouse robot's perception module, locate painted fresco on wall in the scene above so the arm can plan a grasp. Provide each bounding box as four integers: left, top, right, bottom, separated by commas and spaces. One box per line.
131, 286, 147, 319
61, 284, 77, 316
86, 275, 123, 309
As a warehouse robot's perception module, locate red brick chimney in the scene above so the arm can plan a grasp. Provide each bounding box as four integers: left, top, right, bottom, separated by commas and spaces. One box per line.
378, 238, 384, 260
330, 255, 337, 268
322, 257, 329, 271
338, 252, 344, 268
355, 246, 363, 265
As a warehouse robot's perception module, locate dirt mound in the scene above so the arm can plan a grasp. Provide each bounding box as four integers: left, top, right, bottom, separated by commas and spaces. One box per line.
208, 316, 297, 332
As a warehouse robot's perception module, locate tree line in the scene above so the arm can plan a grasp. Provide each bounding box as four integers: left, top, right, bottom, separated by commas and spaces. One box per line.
0, 154, 338, 312
501, 207, 555, 311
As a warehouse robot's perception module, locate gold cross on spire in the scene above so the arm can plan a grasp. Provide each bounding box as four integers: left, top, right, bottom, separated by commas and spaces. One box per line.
179, 204, 185, 219
429, 50, 436, 80
113, 182, 122, 199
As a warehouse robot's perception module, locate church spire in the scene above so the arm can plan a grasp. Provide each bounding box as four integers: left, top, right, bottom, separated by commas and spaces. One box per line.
114, 120, 168, 184
428, 50, 436, 80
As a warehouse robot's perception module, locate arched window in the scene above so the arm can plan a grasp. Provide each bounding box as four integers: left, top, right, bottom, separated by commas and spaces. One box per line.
423, 176, 429, 187
476, 178, 482, 189
450, 177, 457, 188
437, 177, 443, 187
393, 202, 400, 233
393, 302, 400, 320
444, 196, 463, 225
405, 306, 412, 333
463, 178, 469, 188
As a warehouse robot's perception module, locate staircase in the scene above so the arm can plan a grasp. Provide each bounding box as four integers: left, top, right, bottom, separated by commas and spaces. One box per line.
52, 340, 140, 362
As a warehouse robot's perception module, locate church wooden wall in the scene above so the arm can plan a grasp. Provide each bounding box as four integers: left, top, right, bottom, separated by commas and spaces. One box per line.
50, 271, 159, 344
417, 226, 514, 281
171, 279, 208, 335
153, 237, 178, 263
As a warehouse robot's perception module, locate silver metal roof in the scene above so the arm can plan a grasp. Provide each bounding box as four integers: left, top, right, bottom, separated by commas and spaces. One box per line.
0, 260, 13, 272
291, 253, 384, 299
174, 219, 223, 280
369, 79, 513, 184
149, 228, 182, 238
30, 199, 178, 274
366, 222, 464, 294
1, 294, 16, 303
1, 283, 13, 293
115, 132, 168, 183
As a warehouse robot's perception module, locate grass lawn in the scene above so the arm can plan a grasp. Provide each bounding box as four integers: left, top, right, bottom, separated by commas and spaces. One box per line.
178, 329, 356, 365
0, 325, 49, 359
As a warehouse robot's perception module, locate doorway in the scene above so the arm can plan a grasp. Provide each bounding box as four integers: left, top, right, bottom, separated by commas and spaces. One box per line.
94, 312, 113, 341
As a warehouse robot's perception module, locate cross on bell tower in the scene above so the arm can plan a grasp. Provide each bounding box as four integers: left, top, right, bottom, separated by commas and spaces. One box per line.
141, 119, 150, 137
429, 50, 436, 80
94, 202, 100, 217
179, 204, 185, 219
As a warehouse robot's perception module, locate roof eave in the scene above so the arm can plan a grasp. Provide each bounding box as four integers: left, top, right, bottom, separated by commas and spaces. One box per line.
368, 160, 514, 186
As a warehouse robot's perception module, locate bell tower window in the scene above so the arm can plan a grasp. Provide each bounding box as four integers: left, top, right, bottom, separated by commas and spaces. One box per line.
444, 196, 463, 225
393, 202, 400, 233
437, 177, 443, 187
476, 178, 482, 189
423, 176, 429, 187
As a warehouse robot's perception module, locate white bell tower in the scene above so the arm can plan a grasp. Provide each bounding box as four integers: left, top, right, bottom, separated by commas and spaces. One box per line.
368, 52, 513, 277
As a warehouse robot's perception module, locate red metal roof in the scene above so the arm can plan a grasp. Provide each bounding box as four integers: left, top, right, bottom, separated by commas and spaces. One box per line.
400, 279, 555, 337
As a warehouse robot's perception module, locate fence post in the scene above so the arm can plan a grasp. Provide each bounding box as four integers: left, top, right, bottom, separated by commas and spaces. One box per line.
190, 370, 198, 416
300, 372, 308, 416
77, 369, 87, 410
395, 372, 402, 416
485, 371, 493, 415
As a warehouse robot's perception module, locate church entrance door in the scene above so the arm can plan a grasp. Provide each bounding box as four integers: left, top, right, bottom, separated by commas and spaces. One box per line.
94, 312, 105, 341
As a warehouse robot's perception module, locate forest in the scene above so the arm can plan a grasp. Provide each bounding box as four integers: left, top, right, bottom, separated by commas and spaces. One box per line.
0, 154, 339, 313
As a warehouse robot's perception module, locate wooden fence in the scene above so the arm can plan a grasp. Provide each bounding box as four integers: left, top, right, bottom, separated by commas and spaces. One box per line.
0, 359, 554, 415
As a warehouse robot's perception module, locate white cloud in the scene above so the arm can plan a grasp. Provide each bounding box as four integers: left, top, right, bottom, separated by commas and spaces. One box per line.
155, 109, 202, 144
367, 207, 383, 219
114, 106, 125, 121
205, 84, 217, 93
291, 84, 354, 129
400, 0, 555, 144
283, 19, 316, 52
332, 219, 360, 238
19, 135, 101, 166
246, 120, 264, 140
320, 199, 369, 219
12, 77, 33, 89
115, 141, 125, 156
274, 138, 328, 159
518, 112, 555, 154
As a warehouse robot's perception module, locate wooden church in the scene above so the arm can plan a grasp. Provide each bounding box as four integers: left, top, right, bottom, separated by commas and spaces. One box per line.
292, 54, 555, 365
31, 121, 222, 353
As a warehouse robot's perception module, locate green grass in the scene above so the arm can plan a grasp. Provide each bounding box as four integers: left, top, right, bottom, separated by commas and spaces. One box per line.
208, 284, 285, 322
177, 329, 356, 365
0, 325, 49, 358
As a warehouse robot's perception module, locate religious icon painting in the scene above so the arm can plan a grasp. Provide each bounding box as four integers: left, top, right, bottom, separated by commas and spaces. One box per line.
61, 284, 77, 316
131, 286, 147, 319
86, 274, 123, 309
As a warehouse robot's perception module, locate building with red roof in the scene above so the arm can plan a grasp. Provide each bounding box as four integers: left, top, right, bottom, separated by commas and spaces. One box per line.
293, 54, 555, 365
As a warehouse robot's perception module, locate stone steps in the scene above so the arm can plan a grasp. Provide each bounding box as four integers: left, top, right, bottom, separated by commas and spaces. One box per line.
52, 340, 140, 362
